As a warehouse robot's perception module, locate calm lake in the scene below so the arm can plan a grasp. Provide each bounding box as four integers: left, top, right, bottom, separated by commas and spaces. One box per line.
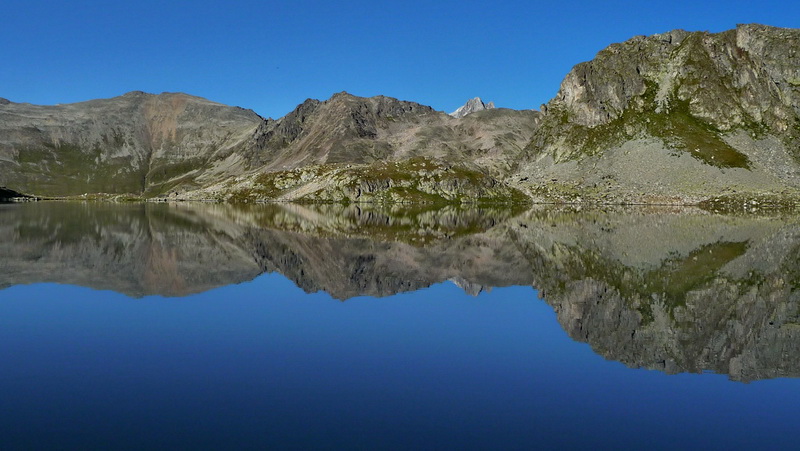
1, 201, 799, 449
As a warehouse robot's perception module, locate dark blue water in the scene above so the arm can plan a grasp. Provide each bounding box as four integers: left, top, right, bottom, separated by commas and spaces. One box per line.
2, 274, 798, 450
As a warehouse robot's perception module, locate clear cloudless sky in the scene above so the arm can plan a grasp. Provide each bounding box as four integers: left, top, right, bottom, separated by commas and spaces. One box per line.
1, 0, 798, 119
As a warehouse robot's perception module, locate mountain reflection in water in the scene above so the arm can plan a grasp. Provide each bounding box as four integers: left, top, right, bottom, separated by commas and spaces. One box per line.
1, 201, 799, 382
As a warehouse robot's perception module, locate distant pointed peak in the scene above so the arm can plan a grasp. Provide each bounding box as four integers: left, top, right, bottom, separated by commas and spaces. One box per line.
449, 97, 495, 118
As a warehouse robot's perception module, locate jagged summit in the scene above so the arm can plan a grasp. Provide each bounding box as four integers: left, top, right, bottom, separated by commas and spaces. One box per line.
449, 97, 495, 118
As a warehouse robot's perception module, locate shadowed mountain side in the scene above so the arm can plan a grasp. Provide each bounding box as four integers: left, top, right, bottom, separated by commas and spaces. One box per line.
509, 207, 800, 381
0, 187, 29, 200
180, 93, 539, 203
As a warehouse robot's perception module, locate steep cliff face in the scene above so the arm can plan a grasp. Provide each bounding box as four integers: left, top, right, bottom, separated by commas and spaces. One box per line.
539, 25, 799, 139
0, 92, 263, 197
517, 24, 800, 204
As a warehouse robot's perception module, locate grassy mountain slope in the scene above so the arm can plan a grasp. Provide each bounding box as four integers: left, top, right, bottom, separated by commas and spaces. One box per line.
0, 91, 263, 197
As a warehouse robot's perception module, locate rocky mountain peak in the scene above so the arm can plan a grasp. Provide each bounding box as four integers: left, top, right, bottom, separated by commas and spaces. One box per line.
545, 24, 800, 129
0, 98, 11, 105
449, 97, 495, 118
122, 90, 149, 98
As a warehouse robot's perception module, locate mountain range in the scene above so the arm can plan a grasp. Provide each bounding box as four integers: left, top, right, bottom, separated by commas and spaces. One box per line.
1, 24, 799, 206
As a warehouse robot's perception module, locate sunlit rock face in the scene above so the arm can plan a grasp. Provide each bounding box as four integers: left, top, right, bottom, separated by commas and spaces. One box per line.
2, 201, 800, 382
450, 97, 496, 118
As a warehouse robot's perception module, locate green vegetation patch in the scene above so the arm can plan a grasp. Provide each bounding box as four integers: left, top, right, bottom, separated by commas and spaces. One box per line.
227, 157, 531, 205
642, 96, 751, 169
13, 144, 146, 196
144, 158, 208, 197
644, 241, 748, 307
536, 236, 748, 325
552, 80, 752, 169
224, 202, 526, 246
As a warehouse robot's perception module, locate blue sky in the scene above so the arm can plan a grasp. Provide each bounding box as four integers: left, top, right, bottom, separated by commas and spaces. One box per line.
2, 0, 798, 119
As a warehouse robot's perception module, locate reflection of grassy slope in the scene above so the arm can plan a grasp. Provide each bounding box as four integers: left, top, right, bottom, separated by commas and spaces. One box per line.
529, 237, 748, 324
782, 241, 800, 291
13, 203, 145, 246
699, 193, 800, 212
10, 202, 222, 247
221, 202, 525, 246
644, 241, 748, 306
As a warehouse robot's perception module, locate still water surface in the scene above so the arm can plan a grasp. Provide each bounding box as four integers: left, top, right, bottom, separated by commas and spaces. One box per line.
1, 202, 799, 449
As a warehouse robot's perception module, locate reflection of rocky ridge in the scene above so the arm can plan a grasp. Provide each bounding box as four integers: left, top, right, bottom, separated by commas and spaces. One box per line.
510, 208, 800, 382
2, 202, 800, 381
0, 202, 532, 298
0, 202, 262, 296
